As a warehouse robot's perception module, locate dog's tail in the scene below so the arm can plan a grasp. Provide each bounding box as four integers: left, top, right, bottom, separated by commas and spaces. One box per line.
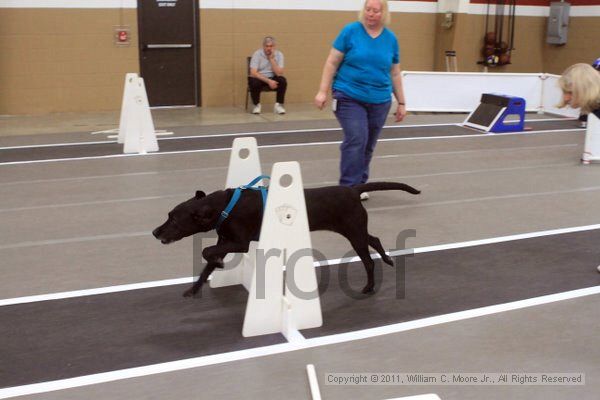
352, 182, 421, 195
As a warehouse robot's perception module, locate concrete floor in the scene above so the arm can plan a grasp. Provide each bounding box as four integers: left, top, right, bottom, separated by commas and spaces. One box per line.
0, 106, 598, 400
16, 295, 600, 400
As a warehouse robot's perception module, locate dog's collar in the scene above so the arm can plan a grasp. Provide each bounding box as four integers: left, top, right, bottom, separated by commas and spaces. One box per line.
215, 175, 270, 231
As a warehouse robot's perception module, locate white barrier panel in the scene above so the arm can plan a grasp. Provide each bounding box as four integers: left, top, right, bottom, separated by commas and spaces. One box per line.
583, 113, 600, 164
541, 74, 581, 117
210, 137, 264, 289
386, 395, 442, 400
122, 77, 159, 154
91, 73, 139, 137
243, 161, 322, 338
92, 73, 172, 145
402, 71, 543, 113
224, 137, 264, 189
117, 73, 139, 144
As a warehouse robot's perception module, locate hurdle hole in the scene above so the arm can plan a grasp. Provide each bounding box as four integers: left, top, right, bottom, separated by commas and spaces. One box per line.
238, 148, 250, 159
279, 174, 293, 188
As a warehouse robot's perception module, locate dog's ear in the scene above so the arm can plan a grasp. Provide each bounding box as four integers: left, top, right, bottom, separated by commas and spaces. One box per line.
195, 190, 206, 199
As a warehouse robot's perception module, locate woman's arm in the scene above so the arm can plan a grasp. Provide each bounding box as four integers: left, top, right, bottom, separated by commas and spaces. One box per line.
390, 63, 406, 122
314, 48, 345, 110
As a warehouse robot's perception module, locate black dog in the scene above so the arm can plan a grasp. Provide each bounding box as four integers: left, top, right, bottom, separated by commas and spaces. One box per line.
153, 182, 420, 296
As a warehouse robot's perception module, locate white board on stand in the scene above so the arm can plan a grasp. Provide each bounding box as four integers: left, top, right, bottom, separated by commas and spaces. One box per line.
123, 77, 159, 154
209, 137, 264, 289
243, 161, 322, 338
583, 113, 600, 164
117, 73, 139, 144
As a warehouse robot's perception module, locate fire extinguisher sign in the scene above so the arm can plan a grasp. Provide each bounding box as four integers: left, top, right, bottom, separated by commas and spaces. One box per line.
114, 26, 131, 46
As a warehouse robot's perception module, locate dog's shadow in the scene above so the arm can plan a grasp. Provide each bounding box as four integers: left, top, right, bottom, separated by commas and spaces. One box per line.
143, 286, 285, 355
143, 259, 391, 354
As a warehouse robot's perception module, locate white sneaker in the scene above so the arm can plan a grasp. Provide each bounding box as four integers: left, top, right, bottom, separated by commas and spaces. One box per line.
252, 104, 261, 114
274, 103, 286, 114
360, 192, 369, 201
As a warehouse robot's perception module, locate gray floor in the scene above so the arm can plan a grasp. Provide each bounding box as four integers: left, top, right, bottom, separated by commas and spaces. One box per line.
0, 119, 578, 163
0, 108, 598, 399
15, 295, 600, 400
2, 230, 599, 388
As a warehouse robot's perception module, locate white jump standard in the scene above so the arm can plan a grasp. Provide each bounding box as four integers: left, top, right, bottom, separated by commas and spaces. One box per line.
209, 137, 265, 290
582, 112, 600, 164
243, 161, 322, 338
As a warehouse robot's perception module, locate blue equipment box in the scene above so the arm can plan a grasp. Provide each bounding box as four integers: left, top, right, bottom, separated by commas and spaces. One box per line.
463, 93, 526, 133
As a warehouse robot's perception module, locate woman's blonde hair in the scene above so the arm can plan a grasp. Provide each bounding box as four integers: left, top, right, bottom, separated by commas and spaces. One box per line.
359, 0, 391, 26
557, 63, 600, 113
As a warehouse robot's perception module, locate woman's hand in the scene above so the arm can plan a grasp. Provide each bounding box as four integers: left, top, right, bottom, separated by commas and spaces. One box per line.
314, 91, 328, 110
395, 104, 406, 122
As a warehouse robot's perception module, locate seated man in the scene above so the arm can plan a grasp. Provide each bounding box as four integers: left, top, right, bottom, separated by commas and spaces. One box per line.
248, 36, 287, 114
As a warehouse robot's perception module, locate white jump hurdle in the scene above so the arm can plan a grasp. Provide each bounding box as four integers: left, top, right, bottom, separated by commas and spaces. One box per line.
92, 73, 172, 154
91, 73, 139, 138
243, 161, 322, 338
210, 137, 264, 290
115, 73, 139, 143
582, 113, 600, 164
121, 77, 159, 154
207, 138, 322, 338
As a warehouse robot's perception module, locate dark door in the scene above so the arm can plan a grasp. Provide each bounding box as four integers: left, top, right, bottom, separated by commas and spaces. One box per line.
138, 0, 199, 107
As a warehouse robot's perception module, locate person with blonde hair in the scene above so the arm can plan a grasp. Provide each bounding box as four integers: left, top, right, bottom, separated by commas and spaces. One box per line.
314, 0, 406, 200
559, 63, 600, 166
558, 63, 600, 128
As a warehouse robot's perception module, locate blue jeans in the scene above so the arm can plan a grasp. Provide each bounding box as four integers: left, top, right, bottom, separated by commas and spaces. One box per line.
333, 90, 391, 186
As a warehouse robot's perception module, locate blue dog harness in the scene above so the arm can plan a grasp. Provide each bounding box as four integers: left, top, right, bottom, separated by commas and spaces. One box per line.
215, 175, 270, 231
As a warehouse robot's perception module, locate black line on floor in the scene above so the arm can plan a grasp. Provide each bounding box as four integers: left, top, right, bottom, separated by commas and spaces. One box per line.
0, 229, 599, 388
0, 120, 581, 163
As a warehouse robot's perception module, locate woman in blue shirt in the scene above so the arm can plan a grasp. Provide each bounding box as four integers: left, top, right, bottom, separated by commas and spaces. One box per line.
314, 0, 406, 199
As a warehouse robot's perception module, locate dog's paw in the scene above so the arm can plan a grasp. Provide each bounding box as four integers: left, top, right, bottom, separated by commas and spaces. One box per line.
382, 255, 394, 266
361, 285, 375, 294
182, 287, 198, 297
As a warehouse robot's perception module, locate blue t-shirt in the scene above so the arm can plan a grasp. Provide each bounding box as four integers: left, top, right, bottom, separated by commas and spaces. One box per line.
332, 21, 400, 104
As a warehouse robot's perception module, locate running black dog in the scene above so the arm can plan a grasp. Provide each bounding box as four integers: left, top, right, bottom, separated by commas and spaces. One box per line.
153, 182, 420, 297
